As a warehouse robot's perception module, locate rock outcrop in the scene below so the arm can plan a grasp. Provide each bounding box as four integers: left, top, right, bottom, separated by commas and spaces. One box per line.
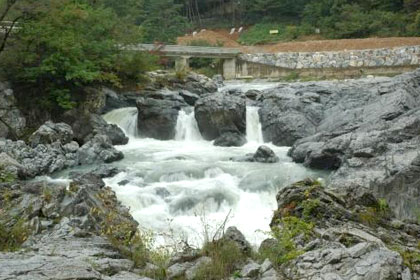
0, 173, 152, 280
269, 179, 420, 280
0, 82, 26, 139
195, 92, 246, 141
257, 70, 420, 220
136, 91, 186, 140
0, 121, 123, 178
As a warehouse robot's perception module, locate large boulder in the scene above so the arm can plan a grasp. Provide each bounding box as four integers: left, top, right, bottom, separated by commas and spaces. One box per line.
78, 134, 124, 165
213, 132, 246, 147
29, 121, 73, 147
194, 92, 246, 140
136, 91, 186, 140
259, 85, 325, 146
63, 111, 128, 145
0, 82, 26, 139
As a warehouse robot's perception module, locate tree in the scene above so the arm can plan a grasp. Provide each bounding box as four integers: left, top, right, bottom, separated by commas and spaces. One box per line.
1, 0, 147, 110
141, 0, 189, 43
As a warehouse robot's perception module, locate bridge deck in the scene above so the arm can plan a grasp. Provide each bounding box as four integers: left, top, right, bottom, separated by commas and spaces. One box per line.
127, 44, 241, 58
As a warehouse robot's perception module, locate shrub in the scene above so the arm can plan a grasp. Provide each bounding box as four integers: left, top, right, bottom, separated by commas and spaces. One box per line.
260, 216, 313, 266
0, 217, 31, 252
195, 239, 246, 280
0, 167, 17, 183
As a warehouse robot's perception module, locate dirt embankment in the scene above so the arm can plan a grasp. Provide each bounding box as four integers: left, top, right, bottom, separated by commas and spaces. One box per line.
178, 29, 420, 53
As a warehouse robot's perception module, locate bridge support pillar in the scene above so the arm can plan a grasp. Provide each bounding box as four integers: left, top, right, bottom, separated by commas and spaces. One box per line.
175, 56, 189, 72
223, 58, 237, 80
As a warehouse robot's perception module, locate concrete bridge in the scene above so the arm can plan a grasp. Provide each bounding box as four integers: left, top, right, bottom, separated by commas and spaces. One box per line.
128, 44, 241, 79
129, 44, 420, 80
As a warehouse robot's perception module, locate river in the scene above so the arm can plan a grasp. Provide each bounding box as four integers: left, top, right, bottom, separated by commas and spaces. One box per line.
99, 81, 325, 249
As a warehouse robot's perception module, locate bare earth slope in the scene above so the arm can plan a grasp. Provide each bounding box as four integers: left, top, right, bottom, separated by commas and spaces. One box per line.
178, 30, 420, 53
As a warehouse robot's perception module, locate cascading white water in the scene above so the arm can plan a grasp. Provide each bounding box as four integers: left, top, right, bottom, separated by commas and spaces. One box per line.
175, 108, 203, 141
246, 106, 264, 143
103, 107, 138, 138
82, 81, 326, 249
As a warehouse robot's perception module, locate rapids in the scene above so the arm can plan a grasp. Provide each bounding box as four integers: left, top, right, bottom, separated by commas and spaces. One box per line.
99, 82, 326, 248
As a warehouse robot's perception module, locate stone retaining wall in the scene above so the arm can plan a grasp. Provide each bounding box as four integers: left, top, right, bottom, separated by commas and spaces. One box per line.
239, 46, 420, 70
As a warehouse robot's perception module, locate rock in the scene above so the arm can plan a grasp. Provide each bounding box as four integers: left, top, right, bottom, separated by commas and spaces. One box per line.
185, 256, 212, 280
146, 71, 218, 95
259, 259, 273, 273
240, 260, 260, 278
259, 238, 277, 255
262, 70, 420, 220
63, 111, 128, 146
0, 138, 80, 177
0, 82, 26, 139
223, 226, 252, 255
270, 180, 420, 279
195, 92, 246, 140
180, 90, 200, 106
184, 72, 218, 94
29, 121, 73, 147
214, 132, 246, 147
101, 87, 136, 114
136, 93, 185, 140
231, 146, 279, 163
245, 89, 261, 100
90, 165, 121, 178
0, 177, 140, 280
0, 152, 27, 179
78, 134, 124, 165
89, 114, 128, 145
212, 74, 224, 87
253, 145, 279, 163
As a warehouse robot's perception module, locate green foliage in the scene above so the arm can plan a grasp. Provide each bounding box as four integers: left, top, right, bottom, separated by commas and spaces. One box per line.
0, 217, 31, 252
195, 239, 246, 280
391, 246, 420, 270
141, 0, 189, 44
302, 199, 321, 221
0, 167, 17, 183
1, 0, 153, 111
260, 217, 313, 266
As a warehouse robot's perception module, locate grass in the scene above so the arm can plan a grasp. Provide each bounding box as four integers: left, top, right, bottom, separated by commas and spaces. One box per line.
194, 239, 246, 280
0, 217, 31, 251
260, 216, 313, 266
238, 23, 313, 45
0, 166, 17, 183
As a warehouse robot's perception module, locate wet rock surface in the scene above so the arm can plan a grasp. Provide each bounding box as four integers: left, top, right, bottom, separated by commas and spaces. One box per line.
231, 145, 279, 163
195, 92, 246, 141
136, 92, 186, 140
257, 70, 420, 220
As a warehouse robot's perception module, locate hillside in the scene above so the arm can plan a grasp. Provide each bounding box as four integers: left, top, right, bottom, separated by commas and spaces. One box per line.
178, 29, 420, 53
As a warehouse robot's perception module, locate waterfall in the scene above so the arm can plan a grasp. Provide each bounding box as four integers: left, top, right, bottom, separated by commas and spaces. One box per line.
246, 106, 264, 143
103, 107, 138, 137
175, 108, 203, 141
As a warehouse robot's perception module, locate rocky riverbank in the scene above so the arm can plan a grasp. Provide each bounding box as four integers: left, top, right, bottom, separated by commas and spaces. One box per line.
1, 69, 420, 279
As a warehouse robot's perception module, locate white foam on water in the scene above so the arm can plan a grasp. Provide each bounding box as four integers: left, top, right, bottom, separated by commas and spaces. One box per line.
246, 106, 264, 144
97, 85, 325, 249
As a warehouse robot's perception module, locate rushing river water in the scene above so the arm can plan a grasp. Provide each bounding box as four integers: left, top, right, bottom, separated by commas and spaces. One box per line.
97, 82, 326, 249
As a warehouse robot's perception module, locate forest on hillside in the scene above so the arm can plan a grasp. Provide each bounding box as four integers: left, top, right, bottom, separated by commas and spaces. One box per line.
1, 0, 420, 111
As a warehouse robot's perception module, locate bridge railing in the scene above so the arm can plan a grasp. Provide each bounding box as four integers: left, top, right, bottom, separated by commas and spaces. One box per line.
126, 44, 241, 58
